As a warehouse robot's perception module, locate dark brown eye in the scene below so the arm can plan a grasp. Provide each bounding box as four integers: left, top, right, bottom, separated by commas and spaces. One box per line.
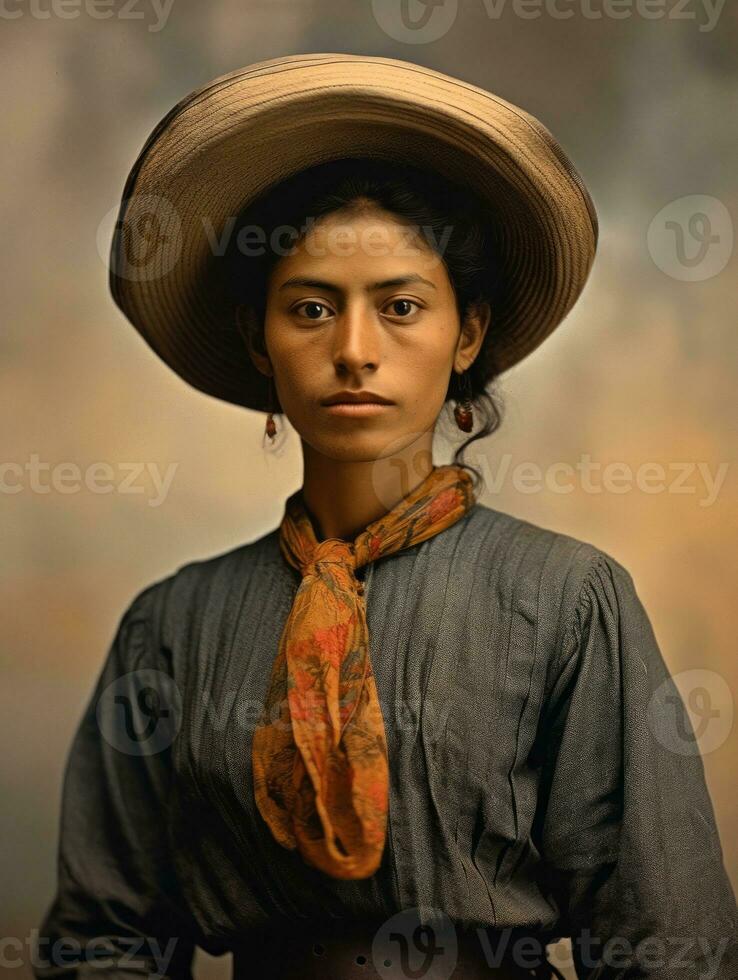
295, 301, 330, 319
386, 299, 419, 317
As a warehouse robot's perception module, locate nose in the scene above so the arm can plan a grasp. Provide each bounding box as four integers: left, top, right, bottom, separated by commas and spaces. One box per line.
331, 301, 380, 376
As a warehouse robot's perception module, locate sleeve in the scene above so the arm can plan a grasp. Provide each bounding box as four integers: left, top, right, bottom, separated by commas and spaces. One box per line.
534, 553, 738, 979
32, 585, 201, 980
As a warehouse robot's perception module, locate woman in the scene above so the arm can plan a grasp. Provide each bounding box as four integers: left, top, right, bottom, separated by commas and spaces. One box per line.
35, 54, 737, 979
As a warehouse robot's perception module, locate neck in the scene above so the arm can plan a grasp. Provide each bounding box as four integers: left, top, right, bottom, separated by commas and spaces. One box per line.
300, 431, 436, 541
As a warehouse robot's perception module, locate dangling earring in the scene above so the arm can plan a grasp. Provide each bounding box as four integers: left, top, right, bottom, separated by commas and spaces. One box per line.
453, 370, 474, 432
264, 374, 277, 442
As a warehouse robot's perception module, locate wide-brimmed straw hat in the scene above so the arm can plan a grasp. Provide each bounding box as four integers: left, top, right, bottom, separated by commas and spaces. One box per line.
109, 52, 598, 413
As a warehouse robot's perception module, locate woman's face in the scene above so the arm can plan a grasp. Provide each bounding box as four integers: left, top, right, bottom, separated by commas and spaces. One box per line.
249, 206, 489, 463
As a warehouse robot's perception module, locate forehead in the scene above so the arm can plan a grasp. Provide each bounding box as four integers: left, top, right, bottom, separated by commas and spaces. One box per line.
273, 208, 448, 287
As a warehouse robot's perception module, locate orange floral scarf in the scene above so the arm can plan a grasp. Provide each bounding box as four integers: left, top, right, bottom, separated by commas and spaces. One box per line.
251, 463, 476, 879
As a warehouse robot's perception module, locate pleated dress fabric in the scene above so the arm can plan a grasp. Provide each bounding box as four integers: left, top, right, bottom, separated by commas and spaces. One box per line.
34, 502, 738, 979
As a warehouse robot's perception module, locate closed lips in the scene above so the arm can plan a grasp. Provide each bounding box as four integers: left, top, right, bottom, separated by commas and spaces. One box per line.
321, 392, 394, 405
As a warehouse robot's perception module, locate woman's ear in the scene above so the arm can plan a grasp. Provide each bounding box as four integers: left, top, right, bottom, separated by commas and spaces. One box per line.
236, 304, 272, 377
454, 300, 491, 373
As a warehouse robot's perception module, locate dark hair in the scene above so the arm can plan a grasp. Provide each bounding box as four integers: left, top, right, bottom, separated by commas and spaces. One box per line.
222, 156, 505, 493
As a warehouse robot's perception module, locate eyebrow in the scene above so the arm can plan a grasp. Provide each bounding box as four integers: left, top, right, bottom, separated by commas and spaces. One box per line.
277, 274, 437, 292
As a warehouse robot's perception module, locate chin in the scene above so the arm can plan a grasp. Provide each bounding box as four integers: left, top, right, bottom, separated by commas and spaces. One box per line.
316, 438, 389, 463
303, 428, 405, 463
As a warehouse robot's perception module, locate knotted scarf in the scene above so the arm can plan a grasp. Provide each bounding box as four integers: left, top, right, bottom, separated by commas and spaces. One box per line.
251, 463, 477, 880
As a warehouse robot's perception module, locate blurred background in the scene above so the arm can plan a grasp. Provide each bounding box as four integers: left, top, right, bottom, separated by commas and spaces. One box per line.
1, 1, 736, 977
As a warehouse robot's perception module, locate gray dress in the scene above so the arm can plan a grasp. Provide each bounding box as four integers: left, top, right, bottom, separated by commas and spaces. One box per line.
33, 502, 738, 978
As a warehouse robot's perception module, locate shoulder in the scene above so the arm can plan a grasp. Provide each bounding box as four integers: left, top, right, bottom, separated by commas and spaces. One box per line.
458, 504, 653, 701
118, 523, 283, 643
464, 500, 633, 589
461, 501, 639, 644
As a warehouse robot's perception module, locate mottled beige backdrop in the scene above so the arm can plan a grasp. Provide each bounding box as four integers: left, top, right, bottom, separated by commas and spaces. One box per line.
2, 1, 736, 977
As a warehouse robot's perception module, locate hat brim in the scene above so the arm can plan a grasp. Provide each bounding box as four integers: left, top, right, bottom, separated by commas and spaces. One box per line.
109, 52, 598, 413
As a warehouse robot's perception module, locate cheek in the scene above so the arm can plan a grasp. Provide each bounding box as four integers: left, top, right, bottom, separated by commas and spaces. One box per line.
266, 333, 322, 420
265, 321, 308, 383
400, 331, 456, 389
